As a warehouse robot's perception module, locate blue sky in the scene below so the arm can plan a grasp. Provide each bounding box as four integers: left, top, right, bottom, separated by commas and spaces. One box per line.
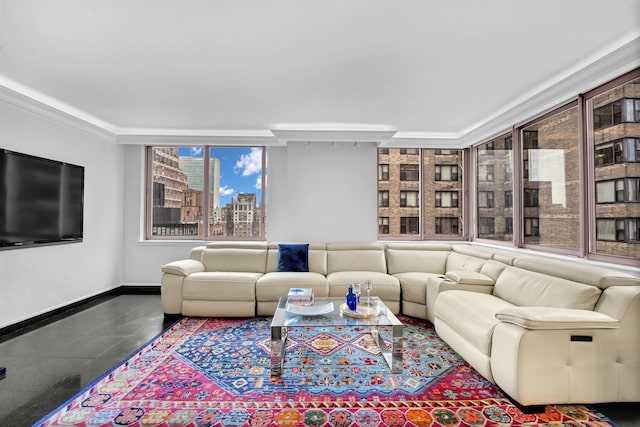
178, 147, 263, 207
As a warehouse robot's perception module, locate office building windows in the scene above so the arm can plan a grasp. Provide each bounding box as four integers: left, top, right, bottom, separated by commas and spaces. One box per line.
379, 164, 389, 180
479, 217, 495, 234
435, 165, 458, 181
590, 75, 640, 259
435, 191, 459, 207
378, 217, 389, 234
400, 217, 419, 234
478, 191, 495, 208
400, 191, 419, 207
593, 98, 640, 130
400, 164, 419, 181
435, 217, 458, 235
379, 191, 389, 207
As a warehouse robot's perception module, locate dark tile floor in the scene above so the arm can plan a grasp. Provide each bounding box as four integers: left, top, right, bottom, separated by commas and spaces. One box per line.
0, 294, 638, 426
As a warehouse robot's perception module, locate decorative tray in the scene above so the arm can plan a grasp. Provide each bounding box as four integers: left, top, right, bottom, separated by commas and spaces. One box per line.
339, 302, 381, 318
286, 302, 334, 316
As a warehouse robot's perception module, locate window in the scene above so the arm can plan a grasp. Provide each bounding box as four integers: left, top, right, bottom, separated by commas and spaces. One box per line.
400, 148, 419, 155
593, 98, 640, 130
476, 135, 513, 241
478, 191, 495, 208
478, 165, 494, 181
400, 191, 419, 207
400, 217, 419, 234
595, 138, 640, 165
627, 178, 640, 202
378, 164, 389, 180
524, 217, 540, 237
505, 217, 513, 235
596, 218, 640, 242
146, 146, 265, 240
478, 217, 495, 234
435, 165, 458, 181
378, 217, 389, 234
400, 164, 419, 181
596, 179, 640, 203
504, 190, 513, 208
590, 75, 640, 259
523, 130, 539, 149
379, 148, 389, 154
523, 188, 539, 207
435, 217, 458, 234
435, 191, 459, 207
521, 105, 579, 251
378, 191, 389, 207
378, 148, 463, 239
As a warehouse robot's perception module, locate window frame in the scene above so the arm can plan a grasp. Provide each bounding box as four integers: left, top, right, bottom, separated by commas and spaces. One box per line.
144, 145, 267, 241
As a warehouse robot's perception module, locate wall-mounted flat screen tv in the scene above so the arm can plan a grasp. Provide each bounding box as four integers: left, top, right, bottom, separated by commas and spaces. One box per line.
0, 149, 84, 249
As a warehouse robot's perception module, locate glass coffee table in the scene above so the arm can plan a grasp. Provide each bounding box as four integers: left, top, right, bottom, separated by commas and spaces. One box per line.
270, 296, 403, 376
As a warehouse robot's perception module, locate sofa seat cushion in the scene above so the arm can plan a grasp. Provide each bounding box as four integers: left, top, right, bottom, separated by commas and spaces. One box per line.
327, 271, 400, 301
435, 290, 515, 355
183, 272, 260, 301
256, 272, 329, 301
392, 272, 440, 304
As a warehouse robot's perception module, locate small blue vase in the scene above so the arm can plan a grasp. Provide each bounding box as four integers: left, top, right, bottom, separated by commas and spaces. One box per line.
346, 285, 358, 311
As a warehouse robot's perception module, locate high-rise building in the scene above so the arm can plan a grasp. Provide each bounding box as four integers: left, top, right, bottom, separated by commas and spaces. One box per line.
178, 155, 221, 209
224, 193, 259, 238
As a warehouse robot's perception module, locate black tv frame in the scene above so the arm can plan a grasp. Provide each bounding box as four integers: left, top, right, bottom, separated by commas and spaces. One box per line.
0, 149, 84, 250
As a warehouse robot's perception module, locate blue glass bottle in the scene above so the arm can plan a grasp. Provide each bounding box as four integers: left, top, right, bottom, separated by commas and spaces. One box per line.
346, 284, 358, 311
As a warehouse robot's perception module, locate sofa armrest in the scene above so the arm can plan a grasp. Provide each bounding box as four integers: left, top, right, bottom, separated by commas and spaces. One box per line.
495, 306, 619, 330
161, 259, 205, 276
445, 270, 495, 285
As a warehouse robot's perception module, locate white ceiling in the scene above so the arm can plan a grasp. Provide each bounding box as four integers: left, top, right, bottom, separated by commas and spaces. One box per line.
1, 0, 639, 146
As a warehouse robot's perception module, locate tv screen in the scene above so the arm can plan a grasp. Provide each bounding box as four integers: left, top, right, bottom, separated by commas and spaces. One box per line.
0, 149, 84, 249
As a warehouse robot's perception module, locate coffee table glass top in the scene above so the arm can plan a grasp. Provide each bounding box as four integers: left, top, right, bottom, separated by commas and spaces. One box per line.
271, 296, 402, 328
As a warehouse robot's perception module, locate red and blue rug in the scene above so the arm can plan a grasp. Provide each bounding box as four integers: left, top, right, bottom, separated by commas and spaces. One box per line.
36, 316, 614, 426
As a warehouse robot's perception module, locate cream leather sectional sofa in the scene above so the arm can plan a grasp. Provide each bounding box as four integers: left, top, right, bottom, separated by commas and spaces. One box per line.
160, 241, 640, 407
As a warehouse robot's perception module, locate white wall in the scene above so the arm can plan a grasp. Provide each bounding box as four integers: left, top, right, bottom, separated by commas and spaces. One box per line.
0, 101, 125, 329
120, 141, 379, 286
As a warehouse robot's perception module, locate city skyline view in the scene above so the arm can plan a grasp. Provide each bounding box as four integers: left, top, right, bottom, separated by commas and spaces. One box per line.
178, 146, 263, 207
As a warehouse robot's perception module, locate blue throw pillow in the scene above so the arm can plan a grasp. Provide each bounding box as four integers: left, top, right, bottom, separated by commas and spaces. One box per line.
277, 243, 309, 272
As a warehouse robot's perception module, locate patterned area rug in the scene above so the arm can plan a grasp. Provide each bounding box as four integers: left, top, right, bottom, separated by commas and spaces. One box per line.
36, 317, 614, 426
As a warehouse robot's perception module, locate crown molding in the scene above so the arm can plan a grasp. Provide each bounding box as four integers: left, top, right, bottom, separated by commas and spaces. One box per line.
0, 79, 117, 143
115, 130, 280, 146
271, 128, 397, 144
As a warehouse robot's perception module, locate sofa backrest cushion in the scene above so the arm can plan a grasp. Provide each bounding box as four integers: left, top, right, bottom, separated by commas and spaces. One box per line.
385, 248, 450, 274
480, 260, 508, 281
190, 246, 207, 261
513, 256, 640, 289
445, 252, 485, 272
266, 242, 327, 275
451, 244, 494, 260
327, 242, 387, 273
201, 247, 268, 273
494, 266, 602, 310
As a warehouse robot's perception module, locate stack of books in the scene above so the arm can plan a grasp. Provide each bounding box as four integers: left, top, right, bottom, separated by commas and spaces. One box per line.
287, 288, 314, 305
